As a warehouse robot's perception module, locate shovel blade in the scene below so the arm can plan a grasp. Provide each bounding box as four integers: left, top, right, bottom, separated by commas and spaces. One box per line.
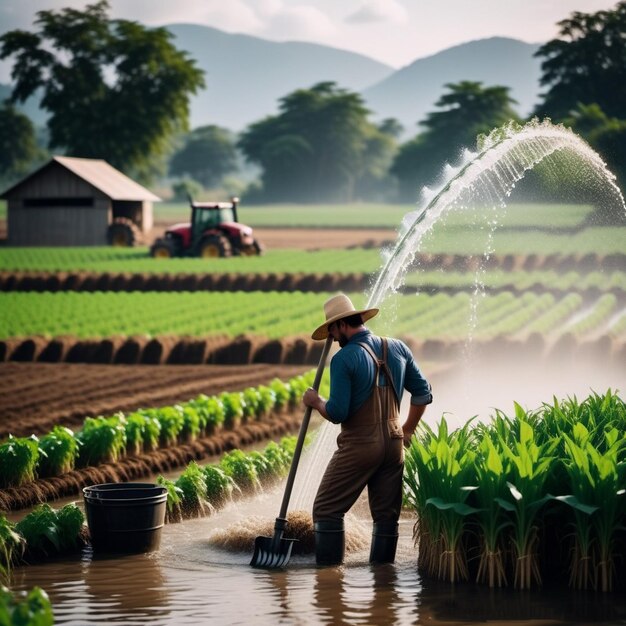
250, 535, 296, 569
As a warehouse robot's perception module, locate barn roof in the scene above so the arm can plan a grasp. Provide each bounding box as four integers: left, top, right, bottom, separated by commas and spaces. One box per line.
0, 156, 161, 201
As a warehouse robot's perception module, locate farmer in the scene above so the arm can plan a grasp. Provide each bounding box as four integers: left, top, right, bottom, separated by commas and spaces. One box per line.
303, 293, 432, 566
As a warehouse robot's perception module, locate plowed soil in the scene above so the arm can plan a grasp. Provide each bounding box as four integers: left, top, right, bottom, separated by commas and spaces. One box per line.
0, 362, 308, 438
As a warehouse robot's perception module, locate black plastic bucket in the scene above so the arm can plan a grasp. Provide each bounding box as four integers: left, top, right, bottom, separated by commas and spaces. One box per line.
83, 482, 167, 554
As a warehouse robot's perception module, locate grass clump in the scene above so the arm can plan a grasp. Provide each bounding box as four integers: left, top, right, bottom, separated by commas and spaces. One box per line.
0, 436, 40, 489
37, 427, 78, 477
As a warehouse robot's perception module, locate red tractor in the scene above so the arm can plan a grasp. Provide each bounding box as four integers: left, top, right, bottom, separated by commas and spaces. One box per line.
150, 196, 263, 258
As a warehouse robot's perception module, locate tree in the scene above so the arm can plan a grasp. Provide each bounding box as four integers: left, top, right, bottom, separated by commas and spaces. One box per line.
169, 125, 238, 188
0, 1, 204, 182
534, 2, 626, 120
391, 81, 519, 201
238, 82, 393, 202
0, 103, 43, 183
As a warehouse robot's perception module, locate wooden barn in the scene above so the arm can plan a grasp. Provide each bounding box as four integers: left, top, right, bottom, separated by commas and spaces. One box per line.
0, 156, 160, 246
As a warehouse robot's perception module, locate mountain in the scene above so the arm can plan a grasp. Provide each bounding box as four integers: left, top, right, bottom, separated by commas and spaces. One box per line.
1, 29, 544, 137
166, 24, 394, 132
362, 37, 543, 134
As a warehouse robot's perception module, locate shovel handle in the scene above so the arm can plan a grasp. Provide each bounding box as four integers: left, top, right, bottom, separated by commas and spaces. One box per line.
277, 334, 333, 521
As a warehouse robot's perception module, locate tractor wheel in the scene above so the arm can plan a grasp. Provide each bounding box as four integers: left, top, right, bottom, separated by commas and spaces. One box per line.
252, 239, 264, 255
107, 218, 141, 247
198, 234, 232, 258
240, 239, 264, 256
150, 238, 177, 259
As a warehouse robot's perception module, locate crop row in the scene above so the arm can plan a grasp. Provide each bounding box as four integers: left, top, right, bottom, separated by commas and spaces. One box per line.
0, 248, 382, 275
1, 291, 624, 342
0, 435, 299, 571
3, 269, 626, 297
404, 390, 626, 592
1, 247, 625, 276
0, 370, 328, 490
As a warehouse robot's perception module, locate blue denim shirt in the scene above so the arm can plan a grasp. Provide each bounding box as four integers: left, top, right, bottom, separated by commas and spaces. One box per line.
325, 329, 433, 424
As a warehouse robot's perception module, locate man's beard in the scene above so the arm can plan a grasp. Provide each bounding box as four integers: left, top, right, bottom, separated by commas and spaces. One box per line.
338, 332, 349, 347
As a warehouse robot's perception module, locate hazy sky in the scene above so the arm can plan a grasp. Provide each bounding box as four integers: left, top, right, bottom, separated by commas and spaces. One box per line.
0, 0, 619, 80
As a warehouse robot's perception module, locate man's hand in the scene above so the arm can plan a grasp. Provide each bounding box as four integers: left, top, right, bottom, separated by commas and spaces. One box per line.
303, 387, 320, 408
402, 425, 414, 448
302, 387, 329, 419
402, 404, 427, 447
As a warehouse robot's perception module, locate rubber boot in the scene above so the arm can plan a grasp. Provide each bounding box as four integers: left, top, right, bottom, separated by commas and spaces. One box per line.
314, 520, 345, 566
369, 521, 399, 564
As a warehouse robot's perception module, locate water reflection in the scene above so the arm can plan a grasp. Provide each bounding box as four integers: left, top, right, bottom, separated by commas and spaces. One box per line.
10, 517, 626, 625
307, 562, 419, 625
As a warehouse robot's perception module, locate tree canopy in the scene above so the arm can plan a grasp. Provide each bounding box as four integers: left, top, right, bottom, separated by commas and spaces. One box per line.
238, 82, 397, 202
169, 125, 238, 188
391, 81, 519, 201
0, 0, 205, 182
534, 2, 626, 120
0, 103, 43, 183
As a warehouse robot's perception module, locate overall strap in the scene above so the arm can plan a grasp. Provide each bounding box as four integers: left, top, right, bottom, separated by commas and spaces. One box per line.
357, 338, 400, 406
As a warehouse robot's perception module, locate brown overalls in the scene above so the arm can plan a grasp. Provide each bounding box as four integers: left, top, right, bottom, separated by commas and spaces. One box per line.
313, 338, 404, 524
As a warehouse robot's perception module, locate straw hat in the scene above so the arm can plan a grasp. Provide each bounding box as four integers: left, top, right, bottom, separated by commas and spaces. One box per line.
311, 294, 379, 340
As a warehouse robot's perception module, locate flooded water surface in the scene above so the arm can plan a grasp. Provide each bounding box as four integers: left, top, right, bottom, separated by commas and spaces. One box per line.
11, 499, 626, 626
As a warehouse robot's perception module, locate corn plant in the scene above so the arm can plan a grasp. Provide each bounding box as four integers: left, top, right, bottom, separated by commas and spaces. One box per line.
262, 440, 292, 476
37, 426, 78, 477
0, 516, 24, 583
255, 385, 276, 418
556, 425, 626, 591
124, 414, 146, 457
138, 412, 161, 452
203, 465, 238, 506
156, 406, 184, 447
248, 451, 273, 481
269, 378, 291, 411
0, 436, 40, 488
193, 395, 225, 433
0, 585, 54, 626
76, 416, 126, 466
241, 388, 260, 421
220, 449, 260, 493
287, 375, 308, 409
404, 418, 478, 582
156, 476, 183, 523
473, 434, 511, 587
220, 392, 245, 428
179, 405, 201, 443
175, 462, 209, 518
494, 407, 557, 590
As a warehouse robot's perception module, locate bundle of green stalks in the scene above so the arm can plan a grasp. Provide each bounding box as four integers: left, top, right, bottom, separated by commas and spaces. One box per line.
404, 390, 626, 592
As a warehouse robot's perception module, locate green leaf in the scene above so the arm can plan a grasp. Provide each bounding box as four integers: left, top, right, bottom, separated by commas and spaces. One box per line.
553, 494, 598, 516
425, 497, 481, 516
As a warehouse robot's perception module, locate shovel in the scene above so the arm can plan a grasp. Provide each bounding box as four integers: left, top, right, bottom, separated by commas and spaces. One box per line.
250, 334, 333, 568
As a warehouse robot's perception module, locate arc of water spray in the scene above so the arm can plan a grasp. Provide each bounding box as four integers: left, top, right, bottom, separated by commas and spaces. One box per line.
366, 119, 626, 309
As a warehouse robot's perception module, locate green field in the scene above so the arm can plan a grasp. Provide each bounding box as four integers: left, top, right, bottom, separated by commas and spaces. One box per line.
1, 290, 623, 342
156, 201, 596, 229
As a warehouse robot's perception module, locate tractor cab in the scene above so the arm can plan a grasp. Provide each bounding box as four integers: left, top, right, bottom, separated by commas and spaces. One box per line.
190, 200, 238, 248
150, 196, 264, 258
